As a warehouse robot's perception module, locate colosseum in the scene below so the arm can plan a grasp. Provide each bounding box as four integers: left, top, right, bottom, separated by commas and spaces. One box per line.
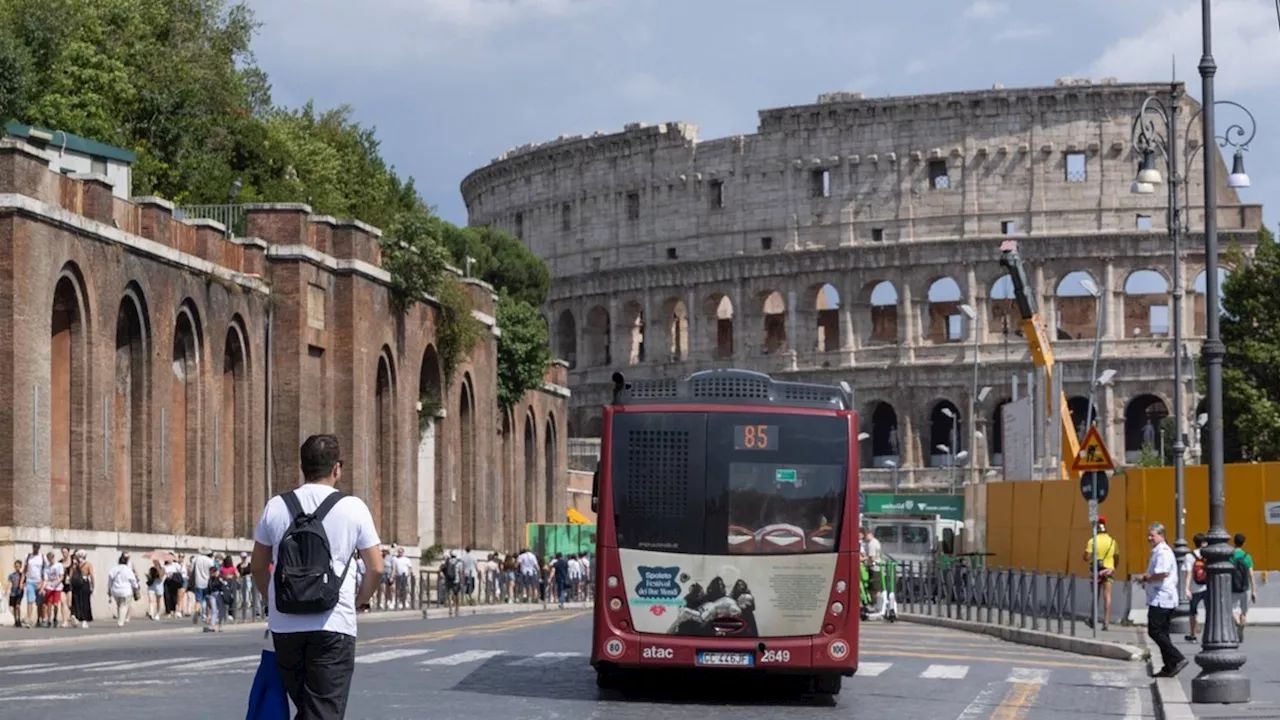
460, 79, 1263, 490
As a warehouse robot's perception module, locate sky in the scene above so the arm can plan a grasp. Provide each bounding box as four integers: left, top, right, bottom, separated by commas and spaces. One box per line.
245, 0, 1280, 232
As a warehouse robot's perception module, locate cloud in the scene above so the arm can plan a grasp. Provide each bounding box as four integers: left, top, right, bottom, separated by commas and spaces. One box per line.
963, 1, 1008, 20
905, 59, 931, 76
996, 25, 1048, 41
1088, 0, 1280, 94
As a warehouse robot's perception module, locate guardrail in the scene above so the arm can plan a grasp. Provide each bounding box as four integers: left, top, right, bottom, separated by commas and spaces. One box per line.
864, 560, 1136, 636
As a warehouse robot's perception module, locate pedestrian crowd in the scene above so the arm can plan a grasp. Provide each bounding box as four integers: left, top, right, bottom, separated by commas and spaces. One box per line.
435, 547, 592, 617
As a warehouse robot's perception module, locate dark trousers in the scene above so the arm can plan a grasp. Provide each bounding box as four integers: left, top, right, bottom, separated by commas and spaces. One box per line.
273, 631, 357, 720
1147, 605, 1185, 670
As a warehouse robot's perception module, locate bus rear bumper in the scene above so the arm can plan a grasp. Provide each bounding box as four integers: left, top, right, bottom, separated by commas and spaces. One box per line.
590, 629, 857, 676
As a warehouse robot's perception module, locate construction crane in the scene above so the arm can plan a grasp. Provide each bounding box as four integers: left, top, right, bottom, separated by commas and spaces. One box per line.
997, 240, 1082, 480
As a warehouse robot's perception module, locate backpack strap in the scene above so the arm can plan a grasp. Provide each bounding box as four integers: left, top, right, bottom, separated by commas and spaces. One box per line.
282, 491, 304, 519
313, 491, 349, 521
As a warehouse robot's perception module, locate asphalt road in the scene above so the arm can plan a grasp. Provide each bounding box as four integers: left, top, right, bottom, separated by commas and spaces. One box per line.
0, 611, 1156, 719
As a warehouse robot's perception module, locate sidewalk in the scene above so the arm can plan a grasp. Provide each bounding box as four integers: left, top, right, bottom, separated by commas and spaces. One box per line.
1148, 627, 1280, 719
896, 611, 1147, 661
1125, 607, 1280, 627
0, 600, 590, 651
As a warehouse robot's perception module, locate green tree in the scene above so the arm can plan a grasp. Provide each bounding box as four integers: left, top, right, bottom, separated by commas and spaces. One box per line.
1218, 226, 1280, 461
496, 293, 552, 411
438, 223, 550, 307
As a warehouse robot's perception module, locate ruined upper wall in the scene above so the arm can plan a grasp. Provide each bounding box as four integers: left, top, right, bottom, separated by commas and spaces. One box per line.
460, 80, 1246, 279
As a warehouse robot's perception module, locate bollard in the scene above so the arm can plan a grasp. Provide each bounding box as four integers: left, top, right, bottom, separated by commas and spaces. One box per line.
1069, 574, 1078, 637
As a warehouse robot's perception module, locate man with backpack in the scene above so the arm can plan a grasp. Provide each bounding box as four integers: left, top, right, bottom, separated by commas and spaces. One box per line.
251, 434, 384, 720
1182, 533, 1208, 642
1230, 533, 1257, 641
442, 551, 463, 617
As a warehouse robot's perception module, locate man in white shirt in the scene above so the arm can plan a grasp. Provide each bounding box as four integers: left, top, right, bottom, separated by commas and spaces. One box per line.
860, 527, 883, 610
22, 544, 44, 628
393, 548, 412, 609
252, 434, 384, 720
190, 548, 215, 625
517, 549, 539, 602
1138, 522, 1187, 678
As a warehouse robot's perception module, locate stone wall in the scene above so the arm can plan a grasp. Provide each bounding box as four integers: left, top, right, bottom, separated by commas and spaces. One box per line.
0, 138, 568, 621
459, 80, 1262, 490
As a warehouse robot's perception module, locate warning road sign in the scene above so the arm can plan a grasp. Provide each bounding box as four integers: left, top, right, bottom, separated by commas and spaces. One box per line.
1072, 426, 1115, 472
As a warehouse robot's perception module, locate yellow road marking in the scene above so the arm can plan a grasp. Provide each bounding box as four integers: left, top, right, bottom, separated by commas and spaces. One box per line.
859, 648, 1118, 670
990, 681, 1042, 719
364, 611, 587, 648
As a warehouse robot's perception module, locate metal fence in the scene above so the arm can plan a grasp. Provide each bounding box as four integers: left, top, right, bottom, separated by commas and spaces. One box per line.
868, 560, 1135, 637
176, 204, 247, 237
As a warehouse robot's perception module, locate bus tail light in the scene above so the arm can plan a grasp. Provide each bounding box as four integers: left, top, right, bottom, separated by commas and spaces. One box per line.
609, 597, 623, 611
607, 575, 619, 588
830, 601, 844, 616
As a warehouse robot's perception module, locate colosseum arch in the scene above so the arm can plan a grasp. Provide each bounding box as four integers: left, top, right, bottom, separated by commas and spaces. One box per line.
459, 373, 478, 547
703, 292, 735, 360
1067, 395, 1091, 439
928, 399, 963, 467
811, 282, 841, 352
171, 302, 204, 536
867, 402, 900, 468
420, 345, 444, 548
1124, 393, 1169, 462
1124, 270, 1171, 338
926, 277, 964, 344
555, 309, 577, 368
223, 318, 252, 538
990, 399, 1010, 466
1193, 268, 1230, 335
989, 275, 1018, 341
50, 263, 91, 531
866, 281, 898, 345
545, 414, 558, 523
618, 300, 645, 365
758, 290, 787, 354
523, 409, 537, 526
115, 285, 152, 533
373, 348, 397, 541
1057, 271, 1100, 340
659, 296, 689, 362
583, 305, 611, 367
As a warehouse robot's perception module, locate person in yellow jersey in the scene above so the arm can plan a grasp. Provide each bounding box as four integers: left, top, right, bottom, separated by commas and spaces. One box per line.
1083, 515, 1120, 631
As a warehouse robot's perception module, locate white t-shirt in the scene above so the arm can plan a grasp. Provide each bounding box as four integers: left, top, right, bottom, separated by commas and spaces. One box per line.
25, 553, 45, 583
191, 554, 215, 589
43, 562, 63, 587
1184, 549, 1206, 593
253, 483, 380, 637
1146, 542, 1178, 609
518, 551, 538, 576
568, 558, 582, 579
107, 564, 137, 598
393, 556, 412, 576
862, 536, 882, 564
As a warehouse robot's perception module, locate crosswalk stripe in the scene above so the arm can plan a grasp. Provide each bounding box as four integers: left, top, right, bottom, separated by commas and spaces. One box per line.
12, 661, 130, 674
356, 649, 434, 664
857, 662, 893, 677
421, 650, 506, 666
1006, 668, 1050, 685
1090, 670, 1130, 688
169, 655, 260, 672
506, 652, 583, 667
0, 663, 57, 673
920, 664, 969, 680
955, 682, 1004, 720
86, 657, 200, 672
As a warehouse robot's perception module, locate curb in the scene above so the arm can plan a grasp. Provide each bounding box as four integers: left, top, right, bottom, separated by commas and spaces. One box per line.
0, 601, 590, 651
897, 612, 1148, 662
1147, 654, 1196, 720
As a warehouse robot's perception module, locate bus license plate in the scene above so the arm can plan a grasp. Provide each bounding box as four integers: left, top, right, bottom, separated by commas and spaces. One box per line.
697, 651, 754, 667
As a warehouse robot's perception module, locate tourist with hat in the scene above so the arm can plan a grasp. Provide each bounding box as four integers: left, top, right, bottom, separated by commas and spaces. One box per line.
1083, 514, 1119, 630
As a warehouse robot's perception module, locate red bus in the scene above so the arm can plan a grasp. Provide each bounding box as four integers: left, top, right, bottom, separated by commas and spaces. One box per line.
589, 369, 860, 695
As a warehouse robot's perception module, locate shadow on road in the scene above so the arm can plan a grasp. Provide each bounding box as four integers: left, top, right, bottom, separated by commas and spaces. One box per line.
452, 656, 837, 707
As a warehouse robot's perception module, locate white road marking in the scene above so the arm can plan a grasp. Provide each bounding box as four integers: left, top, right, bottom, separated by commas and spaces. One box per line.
101, 680, 168, 686
86, 657, 199, 672
921, 664, 969, 680
506, 652, 583, 667
0, 694, 84, 702
169, 655, 260, 671
0, 663, 56, 673
1090, 670, 1131, 688
1124, 687, 1144, 720
11, 660, 129, 674
420, 650, 506, 666
356, 649, 434, 664
856, 662, 893, 677
955, 682, 1005, 720
1006, 667, 1050, 685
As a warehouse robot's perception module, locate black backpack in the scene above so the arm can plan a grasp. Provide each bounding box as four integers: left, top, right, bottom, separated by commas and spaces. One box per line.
1230, 552, 1251, 594
443, 556, 460, 585
273, 490, 352, 614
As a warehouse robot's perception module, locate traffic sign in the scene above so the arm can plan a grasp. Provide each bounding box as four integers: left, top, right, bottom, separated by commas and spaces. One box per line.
1072, 426, 1115, 472
1080, 471, 1110, 503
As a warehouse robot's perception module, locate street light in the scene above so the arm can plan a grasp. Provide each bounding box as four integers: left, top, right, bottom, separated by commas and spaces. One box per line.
883, 459, 900, 494
1130, 75, 1256, 654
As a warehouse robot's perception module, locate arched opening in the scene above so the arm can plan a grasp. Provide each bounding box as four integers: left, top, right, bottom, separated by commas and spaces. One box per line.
374, 352, 396, 542
867, 281, 899, 344
223, 323, 250, 537
1193, 268, 1230, 335
584, 305, 611, 367
459, 375, 477, 547
1124, 270, 1170, 338
115, 289, 151, 533
815, 283, 840, 352
1067, 395, 1092, 440
524, 412, 537, 528
1056, 271, 1100, 340
1124, 394, 1170, 462
703, 293, 735, 360
869, 402, 900, 469
545, 417, 558, 523
927, 277, 964, 343
619, 300, 645, 365
989, 276, 1019, 341
171, 306, 202, 536
928, 400, 963, 467
555, 310, 577, 368
660, 297, 689, 361
760, 290, 787, 354
420, 346, 444, 548
500, 409, 515, 550
51, 268, 89, 530
990, 400, 1010, 466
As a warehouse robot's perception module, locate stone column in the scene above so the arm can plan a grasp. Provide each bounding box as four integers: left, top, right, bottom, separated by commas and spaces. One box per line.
899, 280, 915, 346
732, 280, 745, 362
1103, 260, 1117, 340
841, 276, 858, 352
786, 288, 799, 353
685, 286, 699, 360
